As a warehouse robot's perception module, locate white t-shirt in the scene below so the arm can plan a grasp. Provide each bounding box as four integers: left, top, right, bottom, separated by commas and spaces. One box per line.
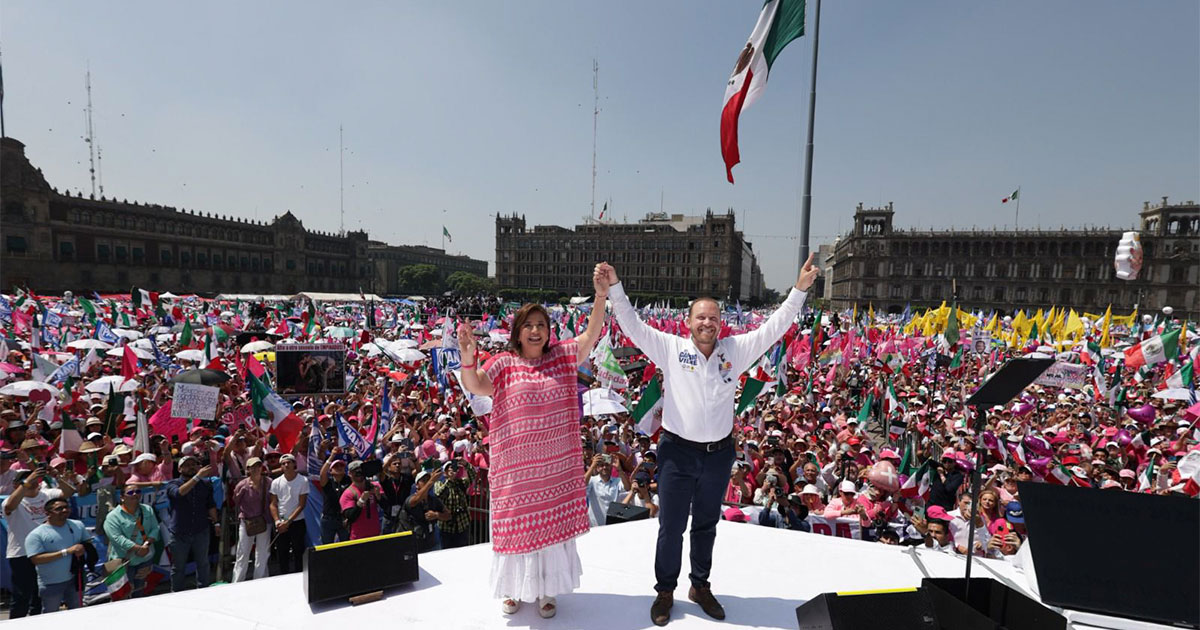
270, 474, 310, 520
586, 476, 624, 527
948, 510, 991, 556
5, 488, 64, 557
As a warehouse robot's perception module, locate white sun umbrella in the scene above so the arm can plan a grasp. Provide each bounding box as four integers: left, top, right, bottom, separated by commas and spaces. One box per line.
241, 340, 275, 353
67, 339, 113, 351
0, 380, 62, 397
160, 291, 179, 299
85, 375, 140, 394
391, 339, 419, 349
582, 388, 628, 417
131, 338, 156, 351
106, 346, 154, 360
488, 330, 510, 344
360, 343, 384, 357
1152, 388, 1194, 401
175, 349, 207, 362
392, 348, 427, 363
148, 326, 173, 335
407, 324, 425, 331
111, 328, 143, 340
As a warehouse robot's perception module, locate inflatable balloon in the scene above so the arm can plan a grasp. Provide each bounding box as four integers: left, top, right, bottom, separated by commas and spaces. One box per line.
1029, 457, 1052, 478
1116, 429, 1133, 447
1127, 404, 1156, 425
867, 460, 900, 493
1114, 231, 1143, 280
1011, 402, 1034, 417
1024, 435, 1053, 457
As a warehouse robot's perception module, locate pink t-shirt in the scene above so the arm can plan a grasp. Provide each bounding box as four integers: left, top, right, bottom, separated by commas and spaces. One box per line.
339, 482, 382, 540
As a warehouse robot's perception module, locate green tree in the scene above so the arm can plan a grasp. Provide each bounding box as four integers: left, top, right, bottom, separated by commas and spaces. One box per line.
446, 271, 495, 295
397, 264, 440, 295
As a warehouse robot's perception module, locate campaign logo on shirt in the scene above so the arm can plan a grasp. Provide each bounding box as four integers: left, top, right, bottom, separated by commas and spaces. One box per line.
716, 349, 733, 384
677, 350, 699, 372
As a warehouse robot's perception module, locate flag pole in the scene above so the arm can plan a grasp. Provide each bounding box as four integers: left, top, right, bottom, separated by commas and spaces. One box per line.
797, 0, 822, 275
1014, 186, 1021, 229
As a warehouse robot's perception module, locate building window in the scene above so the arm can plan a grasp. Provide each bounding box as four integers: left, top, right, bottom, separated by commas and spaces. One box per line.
6, 235, 28, 253
161, 249, 172, 264
132, 247, 145, 263
97, 244, 111, 262
196, 252, 207, 266
993, 287, 1005, 301
181, 251, 192, 266
115, 246, 128, 262
58, 241, 75, 259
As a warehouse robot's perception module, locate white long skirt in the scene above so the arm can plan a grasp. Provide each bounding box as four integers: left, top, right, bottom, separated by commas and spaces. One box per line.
490, 538, 583, 602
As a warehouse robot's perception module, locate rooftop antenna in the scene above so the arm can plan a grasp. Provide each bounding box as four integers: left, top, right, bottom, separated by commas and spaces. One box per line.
339, 124, 345, 235
590, 59, 599, 223
84, 64, 99, 198
1, 46, 7, 138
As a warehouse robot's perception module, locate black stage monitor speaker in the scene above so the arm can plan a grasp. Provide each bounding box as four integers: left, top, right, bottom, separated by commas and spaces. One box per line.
795, 580, 1065, 630
605, 502, 650, 525
1018, 482, 1199, 628
303, 531, 419, 603
795, 588, 939, 630
922, 578, 1065, 630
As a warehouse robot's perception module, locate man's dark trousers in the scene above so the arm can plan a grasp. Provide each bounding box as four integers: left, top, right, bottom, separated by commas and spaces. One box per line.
653, 432, 735, 593
273, 520, 309, 574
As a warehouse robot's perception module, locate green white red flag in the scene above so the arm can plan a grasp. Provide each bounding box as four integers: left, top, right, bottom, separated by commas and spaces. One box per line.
720, 0, 805, 183
1124, 328, 1180, 369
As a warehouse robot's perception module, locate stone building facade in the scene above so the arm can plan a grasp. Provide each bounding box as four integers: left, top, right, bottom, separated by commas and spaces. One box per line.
494, 209, 766, 302
367, 241, 488, 295
0, 137, 487, 296
828, 199, 1200, 317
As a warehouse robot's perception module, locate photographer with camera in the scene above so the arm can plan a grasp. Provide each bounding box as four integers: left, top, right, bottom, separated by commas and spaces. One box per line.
621, 470, 659, 518
406, 468, 450, 552
339, 460, 383, 541
379, 451, 417, 534
585, 451, 631, 527
433, 456, 475, 548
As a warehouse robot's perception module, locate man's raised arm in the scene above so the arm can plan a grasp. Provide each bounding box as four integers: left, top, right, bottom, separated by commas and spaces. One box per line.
595, 263, 674, 367
727, 252, 820, 373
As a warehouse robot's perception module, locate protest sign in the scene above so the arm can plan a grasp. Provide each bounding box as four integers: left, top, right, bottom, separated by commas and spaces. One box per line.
172, 383, 220, 420
1034, 361, 1089, 389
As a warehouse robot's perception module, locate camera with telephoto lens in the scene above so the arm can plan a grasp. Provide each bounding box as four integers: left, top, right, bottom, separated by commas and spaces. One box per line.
765, 474, 779, 487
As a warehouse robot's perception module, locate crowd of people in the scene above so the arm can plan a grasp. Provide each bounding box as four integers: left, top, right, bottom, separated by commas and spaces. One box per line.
0, 284, 1196, 619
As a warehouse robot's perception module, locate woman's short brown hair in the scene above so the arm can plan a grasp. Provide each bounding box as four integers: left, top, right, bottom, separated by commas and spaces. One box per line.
508, 303, 552, 355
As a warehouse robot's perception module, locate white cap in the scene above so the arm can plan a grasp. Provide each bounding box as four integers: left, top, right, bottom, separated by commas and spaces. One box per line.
800, 484, 821, 496
839, 480, 857, 494
132, 453, 158, 465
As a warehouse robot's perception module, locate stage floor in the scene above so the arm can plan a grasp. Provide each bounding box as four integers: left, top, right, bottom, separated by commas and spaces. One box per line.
3, 520, 1171, 630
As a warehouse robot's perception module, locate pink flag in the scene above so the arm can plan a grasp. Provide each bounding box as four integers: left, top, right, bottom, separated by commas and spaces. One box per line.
246, 355, 266, 379
149, 401, 188, 443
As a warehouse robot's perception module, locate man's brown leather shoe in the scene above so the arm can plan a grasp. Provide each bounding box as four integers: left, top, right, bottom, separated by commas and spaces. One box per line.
651, 591, 674, 626
689, 585, 726, 620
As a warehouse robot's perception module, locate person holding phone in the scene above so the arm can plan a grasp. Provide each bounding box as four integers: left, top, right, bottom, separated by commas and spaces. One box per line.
457, 267, 608, 619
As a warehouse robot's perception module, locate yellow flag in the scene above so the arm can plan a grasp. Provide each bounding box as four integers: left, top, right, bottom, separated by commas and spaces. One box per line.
1064, 309, 1084, 337
868, 303, 875, 326
1100, 305, 1112, 347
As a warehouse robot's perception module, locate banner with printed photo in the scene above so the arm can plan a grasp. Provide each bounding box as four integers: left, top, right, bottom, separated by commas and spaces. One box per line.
1033, 361, 1089, 389
275, 343, 347, 395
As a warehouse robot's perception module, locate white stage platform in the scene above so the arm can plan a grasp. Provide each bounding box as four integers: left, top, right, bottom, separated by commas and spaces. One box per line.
5, 520, 1175, 630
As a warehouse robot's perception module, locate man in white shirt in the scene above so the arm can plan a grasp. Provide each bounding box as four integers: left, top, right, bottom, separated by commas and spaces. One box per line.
584, 453, 630, 527
596, 255, 818, 626
3, 468, 74, 618
269, 454, 310, 574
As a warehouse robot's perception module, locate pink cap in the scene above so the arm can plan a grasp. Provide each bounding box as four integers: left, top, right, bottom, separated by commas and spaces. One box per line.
723, 507, 747, 522
49, 457, 68, 468
880, 449, 900, 461
926, 505, 951, 521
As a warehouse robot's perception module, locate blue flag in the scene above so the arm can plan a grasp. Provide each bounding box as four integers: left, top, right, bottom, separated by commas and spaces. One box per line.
95, 321, 119, 344
333, 412, 372, 460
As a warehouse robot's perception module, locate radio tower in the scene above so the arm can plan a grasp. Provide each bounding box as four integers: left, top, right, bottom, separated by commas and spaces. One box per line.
590, 59, 598, 223
84, 66, 100, 198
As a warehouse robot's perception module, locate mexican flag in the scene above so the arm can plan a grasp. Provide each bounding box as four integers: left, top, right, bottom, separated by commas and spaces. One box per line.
720, 0, 806, 183
855, 392, 875, 425
883, 378, 904, 417
633, 375, 664, 435
1138, 454, 1158, 493
131, 287, 159, 312
898, 461, 933, 499
104, 562, 132, 600
249, 372, 304, 453
443, 226, 452, 242
1001, 189, 1019, 203
944, 303, 960, 347
1124, 328, 1180, 369
1166, 361, 1194, 389
179, 320, 193, 347
736, 376, 771, 415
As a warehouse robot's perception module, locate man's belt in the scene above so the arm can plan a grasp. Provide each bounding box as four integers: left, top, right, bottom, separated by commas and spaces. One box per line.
663, 430, 734, 453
